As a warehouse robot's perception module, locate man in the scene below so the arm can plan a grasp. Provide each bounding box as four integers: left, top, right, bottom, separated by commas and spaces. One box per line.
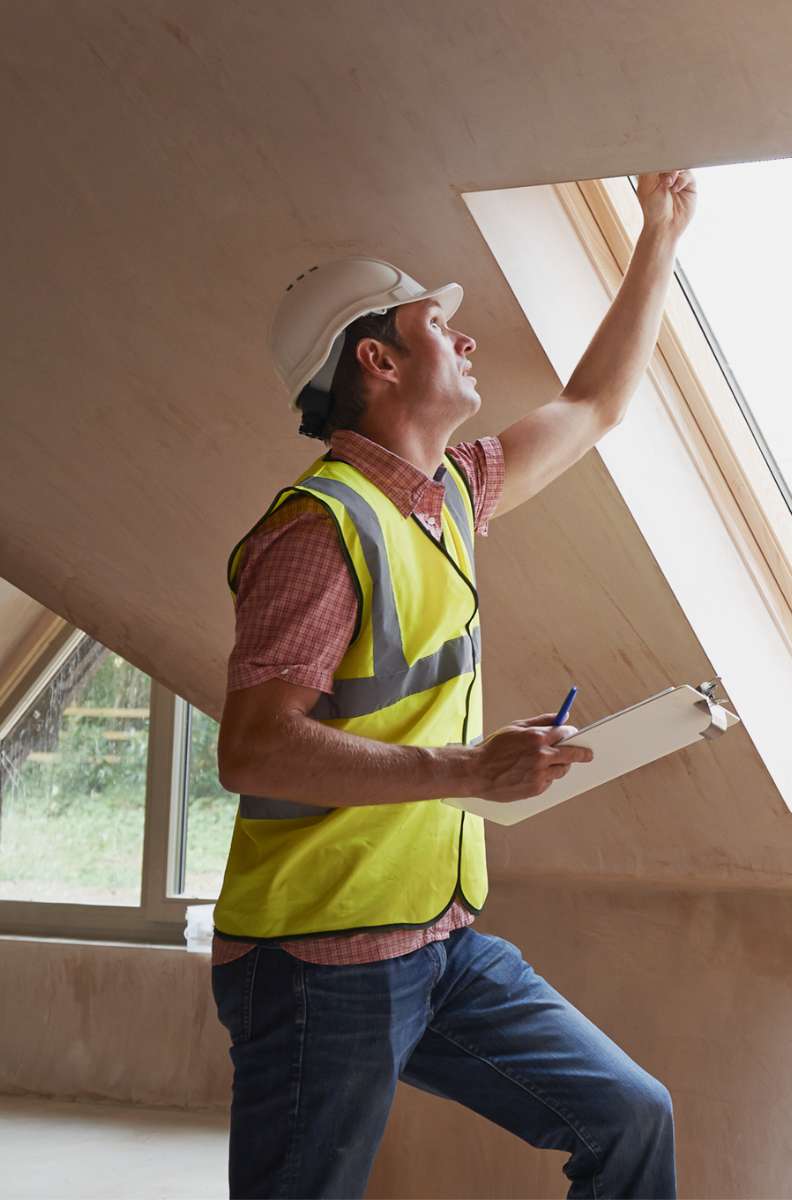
213, 169, 697, 1199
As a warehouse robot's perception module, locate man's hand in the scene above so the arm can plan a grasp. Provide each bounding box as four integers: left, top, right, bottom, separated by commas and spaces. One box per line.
471, 714, 594, 805
636, 169, 698, 240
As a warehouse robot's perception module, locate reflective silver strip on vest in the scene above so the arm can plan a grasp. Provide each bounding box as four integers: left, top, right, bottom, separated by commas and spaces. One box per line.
311, 623, 481, 720
442, 464, 475, 569
297, 473, 479, 719
299, 475, 409, 678
239, 795, 334, 819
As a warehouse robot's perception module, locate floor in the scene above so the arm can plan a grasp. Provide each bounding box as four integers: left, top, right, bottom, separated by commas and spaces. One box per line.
0, 1096, 229, 1199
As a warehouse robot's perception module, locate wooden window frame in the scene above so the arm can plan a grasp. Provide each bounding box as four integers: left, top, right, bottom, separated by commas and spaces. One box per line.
556, 175, 792, 643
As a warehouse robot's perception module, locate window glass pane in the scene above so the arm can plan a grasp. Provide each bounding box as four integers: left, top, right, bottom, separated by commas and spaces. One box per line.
182, 706, 236, 899
0, 638, 149, 905
637, 161, 792, 503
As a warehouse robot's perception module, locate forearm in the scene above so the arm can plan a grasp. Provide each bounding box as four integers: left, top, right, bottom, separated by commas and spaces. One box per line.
563, 224, 680, 422
224, 712, 477, 807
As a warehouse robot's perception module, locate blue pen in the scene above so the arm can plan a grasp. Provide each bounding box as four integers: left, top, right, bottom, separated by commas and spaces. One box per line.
552, 685, 577, 727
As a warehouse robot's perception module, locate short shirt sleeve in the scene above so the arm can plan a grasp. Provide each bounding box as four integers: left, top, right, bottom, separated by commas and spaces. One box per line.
226, 495, 359, 695
446, 435, 505, 536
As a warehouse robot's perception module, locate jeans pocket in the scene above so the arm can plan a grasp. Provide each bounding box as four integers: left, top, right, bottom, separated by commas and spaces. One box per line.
211, 947, 259, 1045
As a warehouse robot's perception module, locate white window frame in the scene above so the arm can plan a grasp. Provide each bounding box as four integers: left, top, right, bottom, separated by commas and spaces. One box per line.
0, 628, 213, 944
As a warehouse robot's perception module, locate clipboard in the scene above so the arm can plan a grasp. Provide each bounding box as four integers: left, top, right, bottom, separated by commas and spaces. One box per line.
442, 681, 740, 827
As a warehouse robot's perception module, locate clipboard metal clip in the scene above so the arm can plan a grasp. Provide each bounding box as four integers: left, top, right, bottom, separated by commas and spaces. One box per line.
694, 678, 729, 740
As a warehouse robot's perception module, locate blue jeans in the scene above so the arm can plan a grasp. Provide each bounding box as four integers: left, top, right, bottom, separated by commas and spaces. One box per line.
212, 926, 676, 1199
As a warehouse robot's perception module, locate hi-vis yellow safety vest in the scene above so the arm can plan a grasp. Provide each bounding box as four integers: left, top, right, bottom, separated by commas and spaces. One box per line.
213, 450, 488, 942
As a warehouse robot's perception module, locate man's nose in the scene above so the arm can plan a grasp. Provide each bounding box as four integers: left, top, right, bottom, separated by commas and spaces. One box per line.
456, 329, 476, 355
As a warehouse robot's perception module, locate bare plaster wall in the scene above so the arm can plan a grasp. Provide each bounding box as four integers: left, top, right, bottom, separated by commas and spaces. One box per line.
3, 879, 792, 1199
3, 9, 792, 1196
2, 0, 791, 887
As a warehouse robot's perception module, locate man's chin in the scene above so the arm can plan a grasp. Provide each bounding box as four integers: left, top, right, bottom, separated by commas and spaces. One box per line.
445, 389, 481, 429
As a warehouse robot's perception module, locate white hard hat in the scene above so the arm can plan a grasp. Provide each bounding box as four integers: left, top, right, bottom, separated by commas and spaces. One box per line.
269, 256, 464, 412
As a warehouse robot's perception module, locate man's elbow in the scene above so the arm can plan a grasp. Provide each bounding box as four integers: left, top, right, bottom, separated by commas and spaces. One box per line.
217, 678, 321, 794
218, 743, 272, 796
218, 717, 284, 795
217, 738, 242, 793
218, 758, 241, 794
217, 720, 259, 794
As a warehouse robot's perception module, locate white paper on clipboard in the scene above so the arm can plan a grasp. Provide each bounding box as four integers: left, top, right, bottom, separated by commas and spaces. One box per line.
442, 683, 740, 827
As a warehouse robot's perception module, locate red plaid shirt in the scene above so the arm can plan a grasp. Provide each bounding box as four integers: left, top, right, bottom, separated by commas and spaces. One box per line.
213, 428, 505, 967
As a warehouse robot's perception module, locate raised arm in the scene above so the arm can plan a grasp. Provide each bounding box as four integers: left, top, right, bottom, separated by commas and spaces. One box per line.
492, 169, 697, 518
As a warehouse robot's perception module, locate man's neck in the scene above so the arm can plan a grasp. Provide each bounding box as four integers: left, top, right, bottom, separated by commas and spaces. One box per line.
352, 424, 451, 481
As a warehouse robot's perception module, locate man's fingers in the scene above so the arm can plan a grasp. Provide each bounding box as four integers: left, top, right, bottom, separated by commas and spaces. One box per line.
551, 744, 594, 765
663, 168, 694, 193
544, 723, 579, 743
511, 713, 558, 727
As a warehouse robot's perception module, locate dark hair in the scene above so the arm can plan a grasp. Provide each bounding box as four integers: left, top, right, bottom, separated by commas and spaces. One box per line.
300, 308, 408, 444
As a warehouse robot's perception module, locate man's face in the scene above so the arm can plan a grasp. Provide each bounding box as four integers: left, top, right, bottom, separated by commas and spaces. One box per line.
390, 298, 479, 421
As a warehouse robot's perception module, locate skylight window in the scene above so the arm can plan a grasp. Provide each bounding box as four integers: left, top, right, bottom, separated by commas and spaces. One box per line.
463, 172, 792, 810
632, 159, 792, 513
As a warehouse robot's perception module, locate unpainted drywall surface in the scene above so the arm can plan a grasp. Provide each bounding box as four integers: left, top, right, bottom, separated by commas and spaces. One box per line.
0, 940, 230, 1109
5, 0, 792, 717
373, 881, 792, 1200
1, 1, 790, 886
2, 9, 792, 1196
3, 880, 792, 1198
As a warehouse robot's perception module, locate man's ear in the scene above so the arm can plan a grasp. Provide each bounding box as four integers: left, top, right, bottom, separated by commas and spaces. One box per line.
356, 338, 399, 383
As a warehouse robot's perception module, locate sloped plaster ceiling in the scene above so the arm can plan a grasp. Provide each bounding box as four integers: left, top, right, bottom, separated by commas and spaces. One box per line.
2, 1, 791, 885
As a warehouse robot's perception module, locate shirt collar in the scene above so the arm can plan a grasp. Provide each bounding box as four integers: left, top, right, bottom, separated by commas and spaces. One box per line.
328, 429, 447, 518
